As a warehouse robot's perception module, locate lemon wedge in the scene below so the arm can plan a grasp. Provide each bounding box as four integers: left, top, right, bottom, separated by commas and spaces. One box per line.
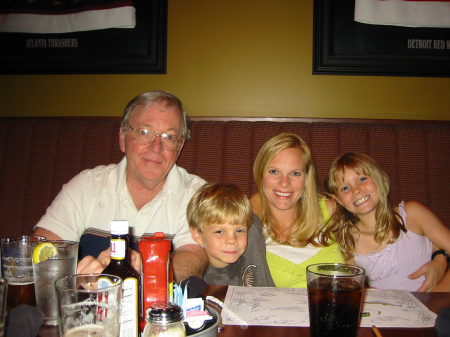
33, 242, 58, 264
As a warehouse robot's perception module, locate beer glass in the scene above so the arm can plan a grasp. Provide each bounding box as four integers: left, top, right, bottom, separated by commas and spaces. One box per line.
307, 263, 365, 337
0, 235, 46, 312
32, 241, 78, 326
55, 274, 122, 337
0, 277, 7, 337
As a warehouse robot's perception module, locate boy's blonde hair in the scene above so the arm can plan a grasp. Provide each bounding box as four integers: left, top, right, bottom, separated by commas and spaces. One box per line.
187, 183, 253, 232
253, 132, 322, 247
322, 152, 406, 260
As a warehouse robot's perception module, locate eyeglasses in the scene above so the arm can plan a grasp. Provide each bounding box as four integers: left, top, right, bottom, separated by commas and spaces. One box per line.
125, 125, 184, 151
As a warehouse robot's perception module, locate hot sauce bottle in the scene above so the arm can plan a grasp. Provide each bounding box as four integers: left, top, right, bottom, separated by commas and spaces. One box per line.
138, 232, 173, 332
102, 220, 140, 337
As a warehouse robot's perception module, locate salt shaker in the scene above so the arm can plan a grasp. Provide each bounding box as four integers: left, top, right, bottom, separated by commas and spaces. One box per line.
142, 302, 186, 337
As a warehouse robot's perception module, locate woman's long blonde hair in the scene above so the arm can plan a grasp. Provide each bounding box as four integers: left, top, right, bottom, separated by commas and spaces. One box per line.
322, 152, 406, 260
253, 133, 322, 247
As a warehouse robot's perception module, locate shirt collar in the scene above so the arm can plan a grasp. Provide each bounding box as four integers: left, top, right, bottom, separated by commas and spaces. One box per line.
161, 163, 182, 196
116, 157, 128, 192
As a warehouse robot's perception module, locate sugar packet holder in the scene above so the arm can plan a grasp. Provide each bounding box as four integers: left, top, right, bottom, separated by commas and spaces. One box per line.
173, 282, 214, 330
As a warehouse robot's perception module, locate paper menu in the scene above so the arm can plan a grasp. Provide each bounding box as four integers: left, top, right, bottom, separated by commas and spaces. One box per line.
222, 286, 437, 328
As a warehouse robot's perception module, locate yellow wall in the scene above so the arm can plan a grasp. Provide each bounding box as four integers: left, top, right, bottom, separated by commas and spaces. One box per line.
1, 0, 449, 120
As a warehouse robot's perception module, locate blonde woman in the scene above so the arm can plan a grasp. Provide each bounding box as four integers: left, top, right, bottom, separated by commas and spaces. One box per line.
251, 133, 344, 288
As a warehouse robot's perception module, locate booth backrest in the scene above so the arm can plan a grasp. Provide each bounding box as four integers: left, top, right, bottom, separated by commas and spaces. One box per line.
1, 117, 449, 238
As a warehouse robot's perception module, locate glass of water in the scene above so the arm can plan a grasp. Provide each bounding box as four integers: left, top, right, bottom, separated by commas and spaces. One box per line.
32, 240, 78, 326
55, 274, 122, 337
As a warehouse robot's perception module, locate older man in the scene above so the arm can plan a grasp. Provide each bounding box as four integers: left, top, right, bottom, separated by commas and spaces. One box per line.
33, 90, 208, 282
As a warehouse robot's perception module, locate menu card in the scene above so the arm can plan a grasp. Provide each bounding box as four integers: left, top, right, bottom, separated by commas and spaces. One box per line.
222, 286, 437, 328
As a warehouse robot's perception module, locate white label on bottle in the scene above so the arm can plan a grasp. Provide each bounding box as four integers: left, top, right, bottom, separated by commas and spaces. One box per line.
120, 277, 138, 337
110, 239, 126, 260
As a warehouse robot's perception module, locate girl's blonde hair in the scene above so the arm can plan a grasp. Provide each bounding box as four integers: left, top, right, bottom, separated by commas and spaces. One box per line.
322, 152, 406, 260
187, 183, 253, 232
253, 132, 322, 247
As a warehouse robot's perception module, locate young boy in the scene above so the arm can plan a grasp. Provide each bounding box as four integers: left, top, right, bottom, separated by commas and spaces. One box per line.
187, 183, 275, 286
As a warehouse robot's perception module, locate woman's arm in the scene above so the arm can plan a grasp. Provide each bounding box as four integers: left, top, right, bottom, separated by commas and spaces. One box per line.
346, 258, 356, 266
346, 258, 375, 289
409, 256, 448, 291
250, 192, 263, 219
432, 268, 450, 292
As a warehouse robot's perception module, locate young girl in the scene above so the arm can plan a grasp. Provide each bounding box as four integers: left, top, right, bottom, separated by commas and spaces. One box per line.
323, 152, 450, 292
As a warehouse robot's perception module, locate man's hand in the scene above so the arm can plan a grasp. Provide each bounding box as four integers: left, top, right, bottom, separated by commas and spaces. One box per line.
128, 248, 142, 272
409, 255, 447, 292
77, 254, 107, 274
76, 247, 141, 274
170, 244, 208, 283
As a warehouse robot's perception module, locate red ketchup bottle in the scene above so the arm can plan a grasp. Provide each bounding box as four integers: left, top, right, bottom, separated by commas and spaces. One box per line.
138, 232, 173, 332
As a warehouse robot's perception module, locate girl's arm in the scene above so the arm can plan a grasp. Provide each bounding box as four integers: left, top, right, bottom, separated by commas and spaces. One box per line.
404, 201, 450, 291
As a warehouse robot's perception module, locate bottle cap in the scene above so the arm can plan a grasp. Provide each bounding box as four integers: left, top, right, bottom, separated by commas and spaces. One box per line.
110, 220, 129, 235
146, 302, 183, 323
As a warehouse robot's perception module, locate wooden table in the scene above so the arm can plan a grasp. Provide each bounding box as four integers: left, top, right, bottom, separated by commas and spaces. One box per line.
38, 286, 449, 337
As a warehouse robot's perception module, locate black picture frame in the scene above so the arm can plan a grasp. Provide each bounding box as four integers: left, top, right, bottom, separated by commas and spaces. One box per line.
0, 0, 167, 74
313, 0, 450, 77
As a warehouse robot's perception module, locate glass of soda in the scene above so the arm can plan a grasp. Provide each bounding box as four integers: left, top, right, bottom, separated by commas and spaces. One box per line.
307, 263, 365, 337
0, 235, 46, 312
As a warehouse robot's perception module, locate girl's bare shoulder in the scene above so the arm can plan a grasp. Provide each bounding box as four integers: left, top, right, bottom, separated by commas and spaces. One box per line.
402, 200, 429, 235
324, 197, 338, 215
